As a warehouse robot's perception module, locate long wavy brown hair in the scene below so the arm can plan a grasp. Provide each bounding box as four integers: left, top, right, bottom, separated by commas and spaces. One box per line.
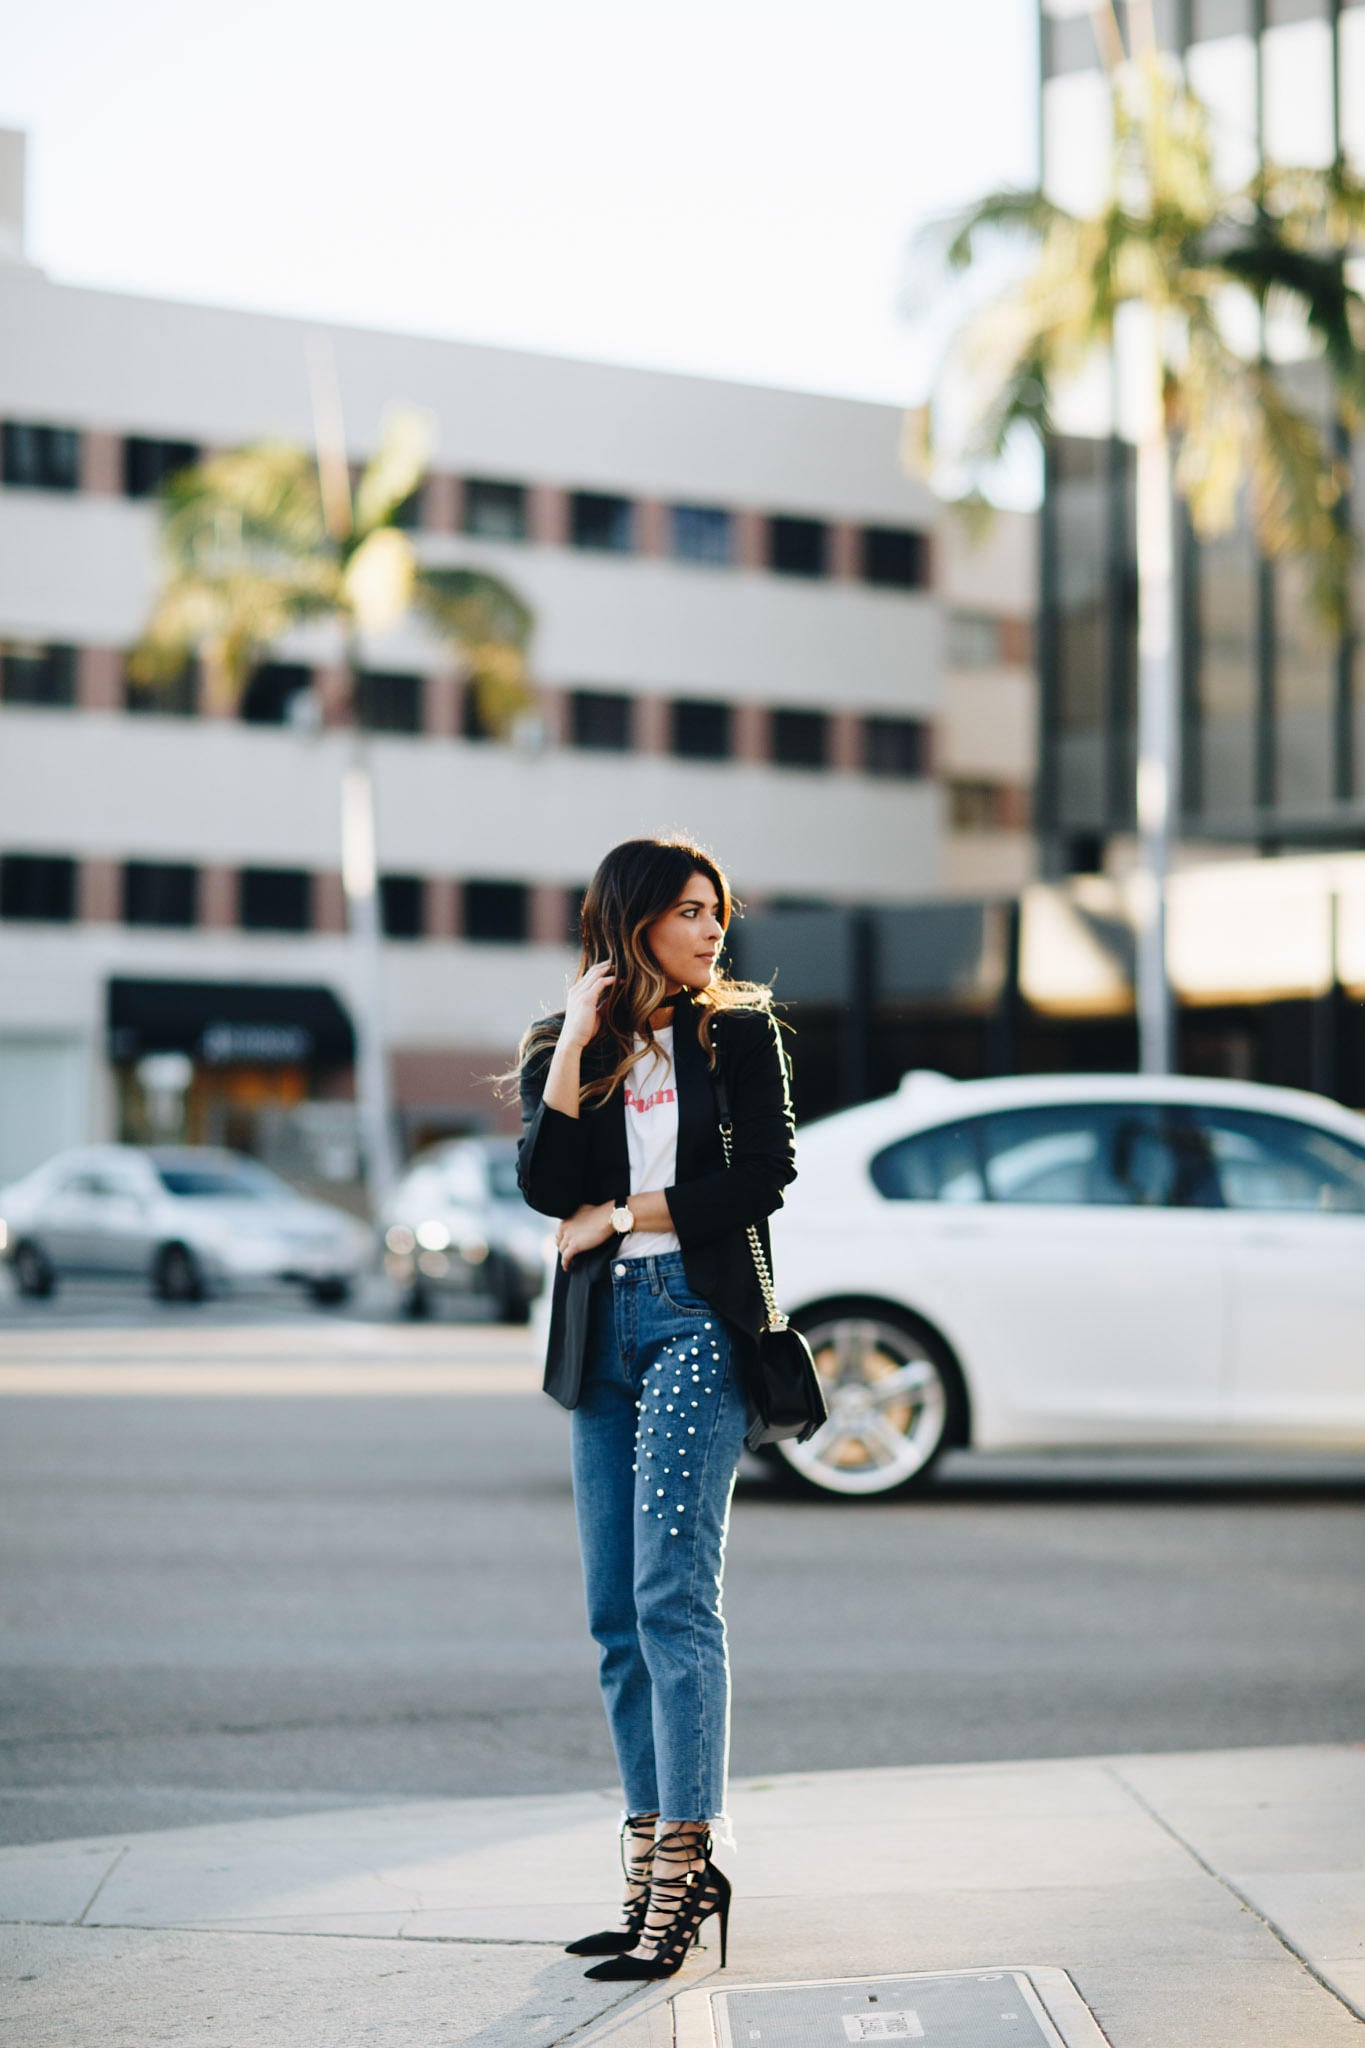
506, 837, 773, 1110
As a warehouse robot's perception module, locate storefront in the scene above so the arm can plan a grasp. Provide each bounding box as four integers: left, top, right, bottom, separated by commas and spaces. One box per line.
106, 978, 357, 1166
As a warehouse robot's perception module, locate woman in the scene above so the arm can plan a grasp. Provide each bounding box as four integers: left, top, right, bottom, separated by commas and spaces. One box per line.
513, 836, 796, 1981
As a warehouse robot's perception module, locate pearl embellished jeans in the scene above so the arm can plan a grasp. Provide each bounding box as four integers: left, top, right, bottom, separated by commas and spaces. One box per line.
571, 1251, 749, 1832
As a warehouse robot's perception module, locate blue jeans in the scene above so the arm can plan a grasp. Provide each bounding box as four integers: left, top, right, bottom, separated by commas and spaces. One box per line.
571, 1251, 750, 1831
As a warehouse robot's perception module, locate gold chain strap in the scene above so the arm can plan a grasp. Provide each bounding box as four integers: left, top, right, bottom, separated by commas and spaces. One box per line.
718, 1118, 788, 1333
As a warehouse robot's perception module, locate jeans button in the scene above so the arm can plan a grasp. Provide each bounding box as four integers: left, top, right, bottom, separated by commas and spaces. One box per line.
614, 1263, 627, 1277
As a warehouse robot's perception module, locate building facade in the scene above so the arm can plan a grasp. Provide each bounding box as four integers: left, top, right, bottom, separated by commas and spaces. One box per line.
1039, 0, 1365, 876
0, 131, 1035, 1186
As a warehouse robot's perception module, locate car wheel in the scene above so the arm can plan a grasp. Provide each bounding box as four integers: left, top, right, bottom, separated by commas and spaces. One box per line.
402, 1280, 431, 1320
153, 1243, 206, 1305
12, 1241, 56, 1299
497, 1284, 532, 1327
308, 1278, 352, 1308
769, 1302, 966, 1500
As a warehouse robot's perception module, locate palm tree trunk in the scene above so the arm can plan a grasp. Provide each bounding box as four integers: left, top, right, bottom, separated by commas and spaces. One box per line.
339, 655, 400, 1209
1133, 405, 1180, 1076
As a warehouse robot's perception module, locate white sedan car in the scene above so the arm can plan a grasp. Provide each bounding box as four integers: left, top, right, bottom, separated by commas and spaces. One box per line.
768, 1071, 1365, 1498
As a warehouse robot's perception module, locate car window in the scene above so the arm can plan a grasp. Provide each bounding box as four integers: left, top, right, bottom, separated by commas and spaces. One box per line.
1186, 1107, 1365, 1215
487, 1154, 521, 1200
979, 1104, 1180, 1207
438, 1152, 485, 1204
155, 1161, 285, 1199
870, 1120, 988, 1202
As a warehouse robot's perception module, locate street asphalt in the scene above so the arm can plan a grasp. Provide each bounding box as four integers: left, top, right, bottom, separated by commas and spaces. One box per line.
0, 1309, 1361, 1854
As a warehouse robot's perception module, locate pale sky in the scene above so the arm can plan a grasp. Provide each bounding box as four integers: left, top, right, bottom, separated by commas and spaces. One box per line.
5, 0, 1037, 408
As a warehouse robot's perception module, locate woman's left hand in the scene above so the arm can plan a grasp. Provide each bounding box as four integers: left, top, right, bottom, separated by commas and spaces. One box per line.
555, 1201, 616, 1270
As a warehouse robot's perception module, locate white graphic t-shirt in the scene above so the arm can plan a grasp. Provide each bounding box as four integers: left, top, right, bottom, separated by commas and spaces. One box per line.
618, 1026, 682, 1257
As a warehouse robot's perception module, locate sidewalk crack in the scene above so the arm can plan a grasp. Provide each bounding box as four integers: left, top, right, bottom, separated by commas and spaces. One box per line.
1104, 1761, 1364, 2026
75, 1844, 127, 1926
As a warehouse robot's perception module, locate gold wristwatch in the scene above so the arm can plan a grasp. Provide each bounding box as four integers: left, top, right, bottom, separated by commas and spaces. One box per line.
610, 1198, 635, 1233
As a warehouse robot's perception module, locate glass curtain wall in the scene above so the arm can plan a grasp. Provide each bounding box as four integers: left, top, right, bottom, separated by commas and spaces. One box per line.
1040, 0, 1365, 854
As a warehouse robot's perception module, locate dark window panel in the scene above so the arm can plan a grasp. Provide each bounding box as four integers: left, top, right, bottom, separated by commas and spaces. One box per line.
2, 643, 77, 707
465, 879, 529, 943
239, 663, 313, 725
2, 422, 80, 491
767, 515, 828, 578
380, 874, 426, 939
462, 681, 497, 742
123, 436, 199, 498
391, 489, 422, 531
125, 659, 199, 717
0, 854, 77, 921
670, 505, 734, 565
772, 706, 829, 768
861, 526, 928, 590
122, 862, 198, 928
671, 698, 733, 759
565, 883, 589, 945
570, 491, 635, 552
570, 689, 632, 750
464, 478, 528, 541
864, 716, 927, 778
239, 867, 312, 932
356, 670, 423, 734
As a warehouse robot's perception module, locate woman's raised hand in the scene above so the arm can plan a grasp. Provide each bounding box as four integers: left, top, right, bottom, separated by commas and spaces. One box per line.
561, 960, 615, 1048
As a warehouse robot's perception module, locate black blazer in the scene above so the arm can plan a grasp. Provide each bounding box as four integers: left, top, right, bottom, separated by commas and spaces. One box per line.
517, 989, 797, 1410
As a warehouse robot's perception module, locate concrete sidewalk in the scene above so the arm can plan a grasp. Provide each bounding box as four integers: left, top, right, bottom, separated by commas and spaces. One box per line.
1, 1744, 1361, 2047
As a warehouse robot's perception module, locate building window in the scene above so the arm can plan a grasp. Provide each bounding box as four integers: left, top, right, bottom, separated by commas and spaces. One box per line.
570, 491, 635, 552
767, 515, 828, 578
240, 663, 314, 725
125, 660, 199, 717
240, 867, 312, 932
464, 478, 528, 541
1, 422, 80, 491
123, 862, 198, 927
945, 610, 1004, 668
670, 505, 733, 565
465, 879, 528, 943
356, 670, 423, 734
123, 437, 199, 499
1, 642, 77, 707
570, 689, 632, 750
772, 707, 829, 768
390, 489, 422, 532
565, 884, 588, 944
861, 526, 928, 590
949, 780, 1007, 831
864, 716, 928, 779
671, 698, 733, 760
0, 854, 77, 921
380, 874, 426, 939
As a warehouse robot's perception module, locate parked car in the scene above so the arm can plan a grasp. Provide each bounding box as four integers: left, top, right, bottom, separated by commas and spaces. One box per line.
766, 1071, 1365, 1498
0, 1145, 373, 1305
381, 1137, 551, 1323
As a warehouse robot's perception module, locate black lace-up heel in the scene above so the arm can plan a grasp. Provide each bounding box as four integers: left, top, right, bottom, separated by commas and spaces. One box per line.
564, 1813, 658, 1957
583, 1825, 731, 1980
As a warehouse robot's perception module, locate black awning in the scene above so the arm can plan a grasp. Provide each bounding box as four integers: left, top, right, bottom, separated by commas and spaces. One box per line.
107, 978, 355, 1066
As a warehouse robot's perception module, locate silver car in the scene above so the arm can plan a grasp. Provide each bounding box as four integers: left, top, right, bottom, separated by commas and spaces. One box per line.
381, 1137, 551, 1323
0, 1145, 373, 1305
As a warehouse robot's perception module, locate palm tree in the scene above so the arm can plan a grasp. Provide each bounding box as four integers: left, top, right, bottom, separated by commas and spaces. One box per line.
130, 404, 535, 1205
918, 7, 1365, 1072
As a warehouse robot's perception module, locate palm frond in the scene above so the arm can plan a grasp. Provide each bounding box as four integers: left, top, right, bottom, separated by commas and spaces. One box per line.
912, 188, 1070, 277
1246, 365, 1352, 627
413, 565, 534, 651
352, 407, 435, 538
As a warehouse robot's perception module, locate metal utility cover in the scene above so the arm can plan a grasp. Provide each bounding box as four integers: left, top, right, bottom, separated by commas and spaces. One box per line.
675, 1969, 1107, 2048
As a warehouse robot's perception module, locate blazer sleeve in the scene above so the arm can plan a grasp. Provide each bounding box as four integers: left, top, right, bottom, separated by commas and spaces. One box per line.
665, 1011, 797, 1248
516, 1035, 590, 1218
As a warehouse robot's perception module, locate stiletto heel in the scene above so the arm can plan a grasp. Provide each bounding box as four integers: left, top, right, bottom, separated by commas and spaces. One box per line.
564, 1813, 658, 1957
583, 1827, 731, 1981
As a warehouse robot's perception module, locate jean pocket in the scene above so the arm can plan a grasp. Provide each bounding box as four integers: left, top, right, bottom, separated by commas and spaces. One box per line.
657, 1274, 713, 1320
